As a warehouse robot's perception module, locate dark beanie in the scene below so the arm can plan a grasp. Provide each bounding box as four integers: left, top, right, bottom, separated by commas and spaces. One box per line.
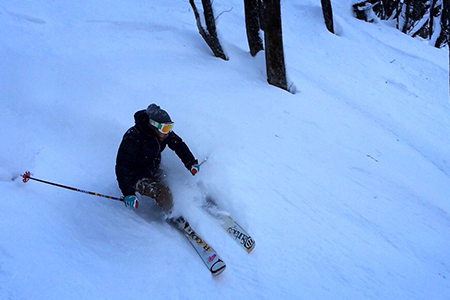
146, 104, 172, 123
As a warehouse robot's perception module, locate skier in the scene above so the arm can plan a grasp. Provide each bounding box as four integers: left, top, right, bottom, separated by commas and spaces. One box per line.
115, 103, 200, 213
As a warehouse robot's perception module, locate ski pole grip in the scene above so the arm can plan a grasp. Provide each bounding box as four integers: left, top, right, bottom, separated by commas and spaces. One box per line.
22, 171, 31, 183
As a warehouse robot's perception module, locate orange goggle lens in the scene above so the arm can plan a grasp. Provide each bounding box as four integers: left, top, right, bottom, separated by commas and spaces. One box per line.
150, 119, 174, 134
159, 123, 173, 133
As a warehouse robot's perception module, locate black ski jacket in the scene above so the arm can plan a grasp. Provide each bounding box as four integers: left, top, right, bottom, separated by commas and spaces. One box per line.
115, 110, 197, 196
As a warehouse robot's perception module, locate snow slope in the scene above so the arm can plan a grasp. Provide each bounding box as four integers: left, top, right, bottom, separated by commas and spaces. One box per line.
1, 0, 449, 299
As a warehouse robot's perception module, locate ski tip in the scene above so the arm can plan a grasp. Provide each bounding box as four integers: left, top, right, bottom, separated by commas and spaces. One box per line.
245, 238, 256, 253
210, 259, 226, 276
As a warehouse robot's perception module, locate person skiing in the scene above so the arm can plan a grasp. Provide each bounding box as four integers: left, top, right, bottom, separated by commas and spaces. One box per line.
115, 103, 200, 213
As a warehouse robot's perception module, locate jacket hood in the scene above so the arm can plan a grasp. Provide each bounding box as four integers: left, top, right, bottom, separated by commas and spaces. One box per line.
134, 110, 154, 136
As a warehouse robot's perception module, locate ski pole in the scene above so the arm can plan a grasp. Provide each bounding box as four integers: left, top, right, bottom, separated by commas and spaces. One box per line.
21, 171, 124, 202
199, 157, 208, 167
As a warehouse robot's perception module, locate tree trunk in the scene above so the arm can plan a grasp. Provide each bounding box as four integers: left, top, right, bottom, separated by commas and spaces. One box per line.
263, 0, 288, 91
401, 0, 412, 33
244, 0, 264, 56
429, 0, 438, 40
438, 0, 450, 48
321, 0, 334, 33
189, 0, 228, 60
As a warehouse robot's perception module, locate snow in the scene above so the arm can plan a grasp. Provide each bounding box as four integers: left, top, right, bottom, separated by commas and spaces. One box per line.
1, 0, 449, 299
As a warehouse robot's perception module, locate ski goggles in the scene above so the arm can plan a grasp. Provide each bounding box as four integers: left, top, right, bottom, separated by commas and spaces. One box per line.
149, 119, 174, 134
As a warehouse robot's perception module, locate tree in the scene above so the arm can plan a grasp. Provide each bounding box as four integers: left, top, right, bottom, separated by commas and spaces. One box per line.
369, 0, 449, 48
244, 0, 264, 56
189, 0, 228, 60
429, 0, 439, 39
262, 0, 288, 91
435, 0, 450, 48
321, 0, 335, 33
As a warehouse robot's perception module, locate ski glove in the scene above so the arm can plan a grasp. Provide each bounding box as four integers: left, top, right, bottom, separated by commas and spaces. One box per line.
190, 163, 200, 176
124, 195, 139, 208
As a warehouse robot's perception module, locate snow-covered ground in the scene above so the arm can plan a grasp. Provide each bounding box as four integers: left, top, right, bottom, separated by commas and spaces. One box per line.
1, 0, 449, 299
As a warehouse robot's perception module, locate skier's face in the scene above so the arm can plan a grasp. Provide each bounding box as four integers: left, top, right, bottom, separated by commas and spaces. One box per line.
154, 129, 169, 141
149, 119, 173, 141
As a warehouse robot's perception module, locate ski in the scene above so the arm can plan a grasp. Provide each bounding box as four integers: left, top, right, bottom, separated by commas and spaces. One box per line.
169, 216, 226, 276
202, 196, 256, 253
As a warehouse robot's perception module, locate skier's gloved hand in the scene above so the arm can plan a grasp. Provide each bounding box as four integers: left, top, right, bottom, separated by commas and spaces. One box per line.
190, 163, 200, 176
124, 195, 139, 208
